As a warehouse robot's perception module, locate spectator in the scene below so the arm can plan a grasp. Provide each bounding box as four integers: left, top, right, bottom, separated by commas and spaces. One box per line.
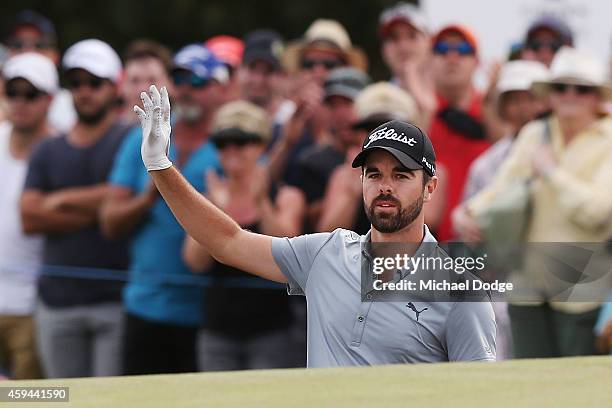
460, 60, 549, 201
0, 53, 57, 379
282, 19, 367, 85
20, 39, 130, 378
182, 100, 305, 370
378, 2, 430, 89
239, 30, 288, 123
100, 44, 227, 375
453, 60, 549, 360
521, 15, 573, 67
4, 10, 76, 133
293, 67, 370, 231
119, 39, 173, 125
205, 35, 244, 102
461, 47, 612, 358
268, 19, 368, 185
418, 24, 490, 241
316, 82, 442, 234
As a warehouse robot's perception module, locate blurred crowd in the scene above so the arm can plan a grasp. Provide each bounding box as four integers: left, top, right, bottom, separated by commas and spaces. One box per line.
0, 4, 611, 380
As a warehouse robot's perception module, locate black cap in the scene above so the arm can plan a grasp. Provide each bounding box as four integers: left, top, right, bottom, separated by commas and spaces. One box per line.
324, 67, 370, 101
351, 120, 436, 176
6, 10, 57, 44
243, 29, 284, 70
526, 14, 573, 46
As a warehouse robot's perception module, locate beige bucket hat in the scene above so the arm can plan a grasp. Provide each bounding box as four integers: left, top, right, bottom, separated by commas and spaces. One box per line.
282, 19, 368, 74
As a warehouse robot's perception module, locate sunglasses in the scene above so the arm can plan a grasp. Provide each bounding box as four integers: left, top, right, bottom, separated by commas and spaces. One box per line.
214, 138, 261, 150
433, 41, 475, 56
550, 83, 598, 95
172, 72, 211, 88
5, 86, 45, 101
300, 58, 344, 70
6, 39, 53, 50
66, 76, 105, 90
526, 40, 563, 52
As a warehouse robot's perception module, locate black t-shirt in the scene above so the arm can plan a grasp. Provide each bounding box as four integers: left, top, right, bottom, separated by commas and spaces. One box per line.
24, 121, 132, 307
274, 125, 316, 187
292, 144, 345, 204
202, 189, 293, 338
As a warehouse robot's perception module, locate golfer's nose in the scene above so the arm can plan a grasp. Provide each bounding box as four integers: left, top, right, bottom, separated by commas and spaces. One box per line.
378, 178, 394, 194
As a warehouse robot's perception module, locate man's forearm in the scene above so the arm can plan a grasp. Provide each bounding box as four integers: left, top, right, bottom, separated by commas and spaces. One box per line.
21, 204, 95, 234
266, 114, 306, 182
149, 166, 242, 261
100, 192, 156, 240
46, 184, 113, 215
317, 193, 359, 232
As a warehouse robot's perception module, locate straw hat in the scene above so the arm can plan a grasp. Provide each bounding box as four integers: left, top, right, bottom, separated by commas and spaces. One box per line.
282, 19, 368, 73
210, 100, 271, 143
353, 82, 417, 129
531, 46, 612, 100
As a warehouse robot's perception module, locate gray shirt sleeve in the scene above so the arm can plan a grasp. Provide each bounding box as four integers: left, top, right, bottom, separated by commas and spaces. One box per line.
271, 232, 333, 295
446, 301, 497, 361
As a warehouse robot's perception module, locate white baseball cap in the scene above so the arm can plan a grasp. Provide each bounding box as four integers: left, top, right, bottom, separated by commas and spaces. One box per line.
62, 39, 122, 82
496, 60, 548, 94
379, 2, 430, 36
2, 52, 59, 94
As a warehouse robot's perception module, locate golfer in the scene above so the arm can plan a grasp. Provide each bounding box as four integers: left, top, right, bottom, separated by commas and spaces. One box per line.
134, 85, 496, 366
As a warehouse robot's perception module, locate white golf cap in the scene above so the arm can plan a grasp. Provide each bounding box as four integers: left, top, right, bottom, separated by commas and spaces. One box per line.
62, 39, 122, 82
496, 60, 548, 94
2, 52, 59, 94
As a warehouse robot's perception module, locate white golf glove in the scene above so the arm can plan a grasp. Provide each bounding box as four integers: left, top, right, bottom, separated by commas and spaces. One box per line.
134, 85, 172, 171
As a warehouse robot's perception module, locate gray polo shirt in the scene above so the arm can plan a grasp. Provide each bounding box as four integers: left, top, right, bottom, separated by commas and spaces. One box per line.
271, 226, 496, 367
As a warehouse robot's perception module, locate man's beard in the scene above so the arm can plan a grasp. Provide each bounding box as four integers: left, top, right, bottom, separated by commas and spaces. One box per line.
75, 98, 115, 125
365, 193, 423, 233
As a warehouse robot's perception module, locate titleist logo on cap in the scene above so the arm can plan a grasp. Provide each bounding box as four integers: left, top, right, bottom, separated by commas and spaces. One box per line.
364, 126, 417, 148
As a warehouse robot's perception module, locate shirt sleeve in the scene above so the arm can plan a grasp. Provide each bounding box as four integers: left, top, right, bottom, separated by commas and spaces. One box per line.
446, 301, 497, 361
544, 148, 612, 232
466, 121, 540, 216
270, 232, 332, 295
462, 158, 482, 202
108, 127, 142, 190
24, 140, 51, 191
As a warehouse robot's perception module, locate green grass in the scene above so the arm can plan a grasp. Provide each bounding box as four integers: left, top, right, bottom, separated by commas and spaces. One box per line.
4, 356, 611, 407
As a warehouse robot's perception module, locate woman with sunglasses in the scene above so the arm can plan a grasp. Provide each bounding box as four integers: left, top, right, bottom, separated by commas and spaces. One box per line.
457, 47, 612, 359
182, 100, 305, 371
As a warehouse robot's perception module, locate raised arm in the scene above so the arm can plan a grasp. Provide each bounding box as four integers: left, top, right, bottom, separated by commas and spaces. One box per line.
134, 85, 286, 283
150, 166, 285, 282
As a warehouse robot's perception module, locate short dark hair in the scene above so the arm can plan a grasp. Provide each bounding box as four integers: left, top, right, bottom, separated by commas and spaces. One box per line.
422, 172, 431, 188
123, 39, 172, 74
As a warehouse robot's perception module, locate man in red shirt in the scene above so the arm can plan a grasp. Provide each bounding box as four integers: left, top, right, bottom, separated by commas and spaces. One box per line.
426, 25, 489, 241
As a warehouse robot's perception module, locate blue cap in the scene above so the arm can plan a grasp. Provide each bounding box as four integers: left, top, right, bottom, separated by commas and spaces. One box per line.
8, 10, 57, 44
172, 44, 229, 83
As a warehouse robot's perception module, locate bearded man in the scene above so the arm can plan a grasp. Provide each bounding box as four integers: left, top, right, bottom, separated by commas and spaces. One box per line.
134, 86, 497, 366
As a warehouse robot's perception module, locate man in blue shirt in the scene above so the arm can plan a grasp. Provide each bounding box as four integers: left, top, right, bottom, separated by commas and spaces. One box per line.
100, 44, 227, 375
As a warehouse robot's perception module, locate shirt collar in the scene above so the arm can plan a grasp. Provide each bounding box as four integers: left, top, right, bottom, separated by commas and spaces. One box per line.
360, 224, 438, 260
